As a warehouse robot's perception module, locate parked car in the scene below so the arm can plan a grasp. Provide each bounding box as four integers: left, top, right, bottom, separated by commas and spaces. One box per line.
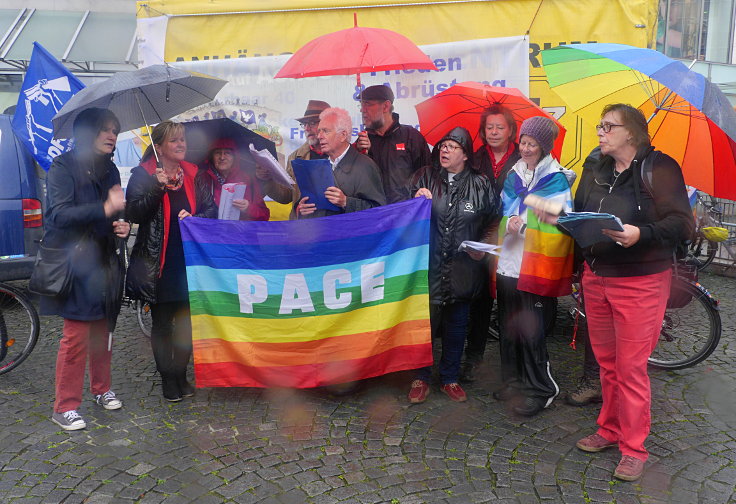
0, 113, 45, 281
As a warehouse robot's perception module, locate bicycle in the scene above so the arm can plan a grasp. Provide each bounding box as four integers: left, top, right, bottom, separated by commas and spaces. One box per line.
688, 191, 729, 271
568, 261, 721, 371
0, 282, 40, 375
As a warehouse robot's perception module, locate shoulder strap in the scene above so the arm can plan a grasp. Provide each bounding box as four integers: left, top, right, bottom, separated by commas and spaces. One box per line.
639, 150, 659, 198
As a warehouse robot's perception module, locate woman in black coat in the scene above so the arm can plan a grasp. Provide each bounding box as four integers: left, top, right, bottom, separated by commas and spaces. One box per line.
407, 126, 499, 404
125, 121, 216, 402
41, 107, 129, 431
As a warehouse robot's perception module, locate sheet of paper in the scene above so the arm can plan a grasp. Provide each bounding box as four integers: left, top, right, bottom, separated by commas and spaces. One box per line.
218, 182, 246, 220
458, 240, 502, 256
249, 143, 295, 187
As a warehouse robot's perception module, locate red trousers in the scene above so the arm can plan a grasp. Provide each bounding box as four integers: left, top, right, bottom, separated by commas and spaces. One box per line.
582, 264, 671, 461
54, 318, 112, 413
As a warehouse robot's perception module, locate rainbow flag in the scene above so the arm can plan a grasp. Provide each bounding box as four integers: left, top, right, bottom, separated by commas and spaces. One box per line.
180, 198, 432, 388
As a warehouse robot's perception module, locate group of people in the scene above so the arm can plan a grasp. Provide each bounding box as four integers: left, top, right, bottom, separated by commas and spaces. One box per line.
40, 84, 693, 483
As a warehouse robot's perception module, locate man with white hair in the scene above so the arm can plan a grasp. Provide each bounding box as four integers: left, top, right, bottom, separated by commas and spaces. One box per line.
297, 107, 386, 219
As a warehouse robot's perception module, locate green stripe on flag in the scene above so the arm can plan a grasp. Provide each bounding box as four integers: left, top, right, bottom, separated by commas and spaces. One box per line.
190, 269, 429, 319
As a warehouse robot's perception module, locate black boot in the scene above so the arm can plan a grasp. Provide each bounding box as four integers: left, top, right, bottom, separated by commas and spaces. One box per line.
161, 374, 182, 402
176, 373, 195, 397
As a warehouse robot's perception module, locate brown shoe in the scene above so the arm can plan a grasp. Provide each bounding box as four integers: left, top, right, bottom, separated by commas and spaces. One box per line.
566, 376, 602, 406
440, 383, 467, 402
576, 433, 617, 452
408, 380, 430, 404
613, 455, 645, 481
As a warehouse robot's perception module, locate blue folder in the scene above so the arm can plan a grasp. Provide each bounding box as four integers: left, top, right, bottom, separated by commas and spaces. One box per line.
292, 159, 341, 212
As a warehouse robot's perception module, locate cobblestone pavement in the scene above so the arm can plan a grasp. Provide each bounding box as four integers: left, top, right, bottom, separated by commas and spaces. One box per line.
1, 270, 735, 504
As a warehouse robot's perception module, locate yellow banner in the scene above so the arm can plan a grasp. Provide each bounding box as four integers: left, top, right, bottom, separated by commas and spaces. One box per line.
137, 0, 659, 185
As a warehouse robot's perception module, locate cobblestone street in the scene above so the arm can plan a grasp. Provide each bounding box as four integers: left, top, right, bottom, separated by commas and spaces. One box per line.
1, 270, 735, 504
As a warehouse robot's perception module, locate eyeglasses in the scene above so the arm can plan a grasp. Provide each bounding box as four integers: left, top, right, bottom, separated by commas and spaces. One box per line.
595, 122, 625, 133
300, 120, 319, 129
439, 143, 461, 152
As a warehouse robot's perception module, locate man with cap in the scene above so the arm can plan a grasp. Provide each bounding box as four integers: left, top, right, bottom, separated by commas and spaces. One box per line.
256, 99, 330, 218
297, 107, 386, 219
356, 85, 431, 204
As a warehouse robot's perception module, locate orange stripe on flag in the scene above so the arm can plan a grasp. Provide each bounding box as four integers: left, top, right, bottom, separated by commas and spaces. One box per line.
193, 319, 430, 367
520, 251, 574, 281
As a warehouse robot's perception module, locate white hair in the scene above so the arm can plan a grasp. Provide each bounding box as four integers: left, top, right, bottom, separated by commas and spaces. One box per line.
319, 107, 352, 135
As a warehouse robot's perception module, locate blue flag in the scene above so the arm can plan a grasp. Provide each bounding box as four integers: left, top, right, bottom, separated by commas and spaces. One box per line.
11, 42, 85, 171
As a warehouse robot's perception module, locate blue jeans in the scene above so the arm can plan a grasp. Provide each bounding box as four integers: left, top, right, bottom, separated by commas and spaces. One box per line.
417, 302, 470, 384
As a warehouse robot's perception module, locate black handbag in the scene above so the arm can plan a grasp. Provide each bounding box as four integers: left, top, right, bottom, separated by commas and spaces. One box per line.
28, 244, 74, 297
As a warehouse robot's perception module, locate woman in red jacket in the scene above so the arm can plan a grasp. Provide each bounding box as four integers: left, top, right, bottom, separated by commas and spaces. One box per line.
195, 138, 270, 221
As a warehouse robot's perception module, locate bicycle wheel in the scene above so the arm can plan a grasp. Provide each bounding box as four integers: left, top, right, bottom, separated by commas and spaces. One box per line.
648, 279, 721, 370
0, 283, 40, 375
688, 234, 718, 271
137, 301, 152, 338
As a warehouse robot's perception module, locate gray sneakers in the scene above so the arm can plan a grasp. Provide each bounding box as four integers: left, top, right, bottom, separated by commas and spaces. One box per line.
51, 410, 86, 431
95, 390, 122, 410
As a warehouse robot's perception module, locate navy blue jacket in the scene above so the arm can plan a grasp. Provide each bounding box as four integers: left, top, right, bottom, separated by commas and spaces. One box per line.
39, 151, 124, 321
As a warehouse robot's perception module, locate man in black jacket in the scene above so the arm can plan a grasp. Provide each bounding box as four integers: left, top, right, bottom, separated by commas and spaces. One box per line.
356, 85, 431, 204
297, 107, 386, 218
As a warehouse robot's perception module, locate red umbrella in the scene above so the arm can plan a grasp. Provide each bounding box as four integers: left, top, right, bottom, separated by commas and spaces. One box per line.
275, 14, 437, 88
415, 82, 566, 160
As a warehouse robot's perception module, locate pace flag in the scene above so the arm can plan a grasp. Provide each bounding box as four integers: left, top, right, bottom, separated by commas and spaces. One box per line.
11, 42, 85, 170
180, 198, 433, 388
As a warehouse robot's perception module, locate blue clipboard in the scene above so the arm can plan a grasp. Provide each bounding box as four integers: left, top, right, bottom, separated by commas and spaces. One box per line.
292, 158, 341, 212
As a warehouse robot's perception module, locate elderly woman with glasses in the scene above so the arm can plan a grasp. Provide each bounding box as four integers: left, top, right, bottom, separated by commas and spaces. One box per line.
407, 126, 499, 404
494, 116, 575, 418
537, 104, 693, 481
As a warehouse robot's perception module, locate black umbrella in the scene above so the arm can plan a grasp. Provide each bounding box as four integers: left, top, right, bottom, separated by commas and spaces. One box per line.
52, 65, 227, 139
183, 118, 277, 173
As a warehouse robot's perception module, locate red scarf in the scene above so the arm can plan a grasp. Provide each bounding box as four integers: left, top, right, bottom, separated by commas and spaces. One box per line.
485, 142, 516, 179
141, 157, 198, 276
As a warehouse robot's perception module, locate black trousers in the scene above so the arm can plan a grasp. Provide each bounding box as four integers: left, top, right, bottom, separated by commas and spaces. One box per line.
497, 275, 558, 401
150, 300, 192, 381
465, 287, 493, 363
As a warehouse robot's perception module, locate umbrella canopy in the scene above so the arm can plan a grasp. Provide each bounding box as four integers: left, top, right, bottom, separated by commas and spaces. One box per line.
183, 118, 277, 173
541, 43, 736, 199
52, 65, 227, 139
275, 16, 437, 85
415, 82, 566, 159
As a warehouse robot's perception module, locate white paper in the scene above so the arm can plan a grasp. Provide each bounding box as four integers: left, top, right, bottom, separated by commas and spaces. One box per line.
218, 183, 246, 220
459, 241, 502, 256
249, 143, 295, 187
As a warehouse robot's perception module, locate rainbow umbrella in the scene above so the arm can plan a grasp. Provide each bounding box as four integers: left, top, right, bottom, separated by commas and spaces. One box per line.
542, 43, 736, 199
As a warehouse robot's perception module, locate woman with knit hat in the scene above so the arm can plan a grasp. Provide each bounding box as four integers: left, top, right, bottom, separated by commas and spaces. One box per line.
195, 138, 270, 221
494, 116, 575, 417
407, 126, 499, 404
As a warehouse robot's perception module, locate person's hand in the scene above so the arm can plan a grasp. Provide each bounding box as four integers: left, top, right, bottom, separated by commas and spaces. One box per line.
232, 199, 250, 212
178, 209, 192, 220
356, 131, 371, 153
533, 208, 559, 226
602, 224, 640, 248
325, 186, 347, 208
466, 249, 485, 261
112, 219, 130, 239
154, 167, 168, 186
103, 185, 125, 217
255, 165, 272, 181
297, 196, 316, 217
507, 215, 524, 234
415, 188, 432, 199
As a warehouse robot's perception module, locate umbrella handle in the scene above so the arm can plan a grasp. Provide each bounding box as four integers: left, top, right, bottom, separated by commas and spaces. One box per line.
133, 90, 161, 167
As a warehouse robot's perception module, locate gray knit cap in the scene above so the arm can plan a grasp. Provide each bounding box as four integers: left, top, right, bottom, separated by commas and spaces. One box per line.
519, 116, 558, 156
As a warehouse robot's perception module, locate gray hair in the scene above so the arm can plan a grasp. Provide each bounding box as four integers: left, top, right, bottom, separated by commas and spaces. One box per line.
319, 107, 352, 136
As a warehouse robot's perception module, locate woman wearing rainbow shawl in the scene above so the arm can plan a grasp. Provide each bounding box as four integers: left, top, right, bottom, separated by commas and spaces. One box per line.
495, 116, 575, 417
